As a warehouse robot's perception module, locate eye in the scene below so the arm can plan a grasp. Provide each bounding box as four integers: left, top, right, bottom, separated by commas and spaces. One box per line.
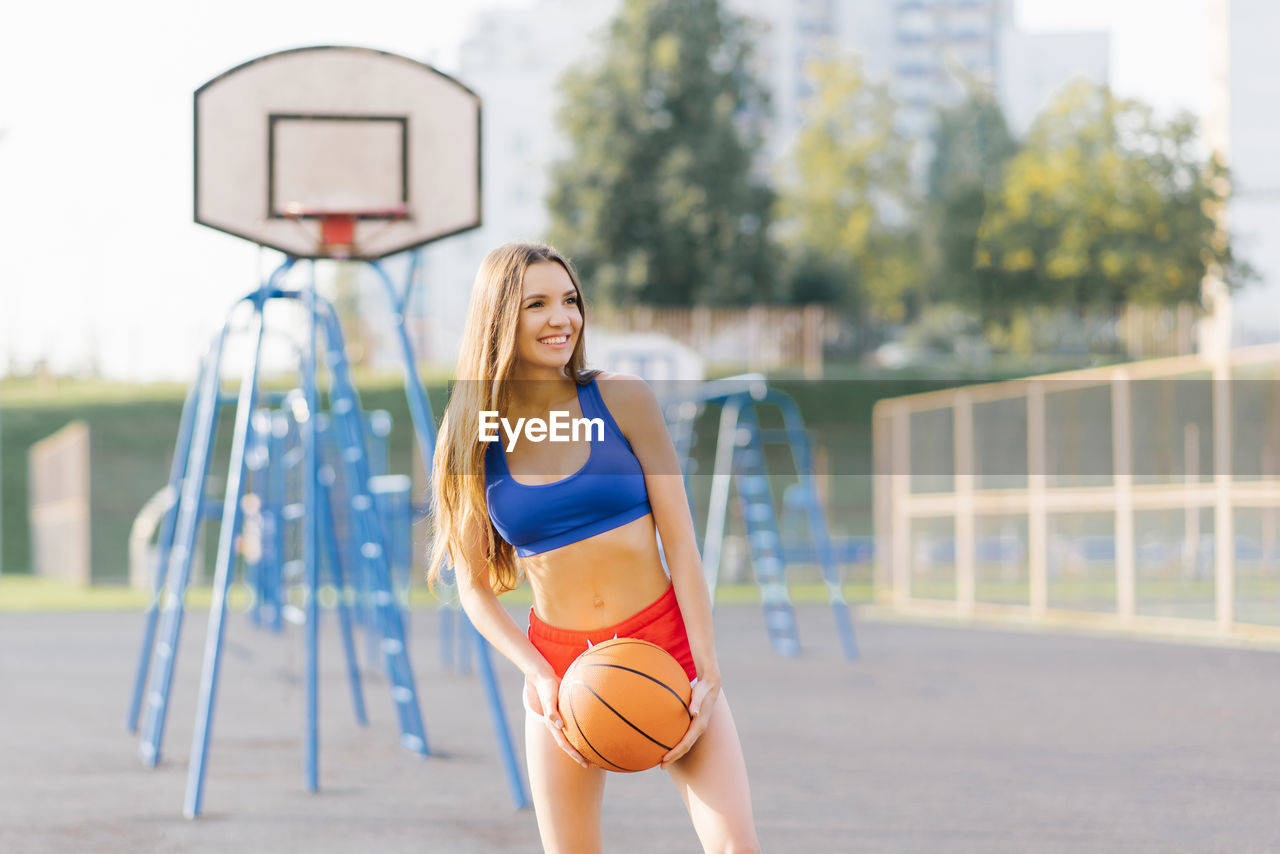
565, 296, 578, 305
525, 300, 543, 309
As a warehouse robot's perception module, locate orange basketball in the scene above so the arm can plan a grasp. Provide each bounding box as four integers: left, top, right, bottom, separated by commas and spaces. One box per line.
558, 638, 693, 773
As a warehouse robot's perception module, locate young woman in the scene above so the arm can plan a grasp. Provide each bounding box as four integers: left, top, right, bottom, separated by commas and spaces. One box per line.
427, 243, 760, 853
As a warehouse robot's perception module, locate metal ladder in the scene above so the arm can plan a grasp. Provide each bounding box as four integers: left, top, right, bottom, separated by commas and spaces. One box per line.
129, 263, 430, 817
684, 378, 859, 660
728, 401, 803, 657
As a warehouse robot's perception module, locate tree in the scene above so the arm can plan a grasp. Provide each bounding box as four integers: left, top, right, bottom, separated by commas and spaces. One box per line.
973, 81, 1249, 321
773, 57, 921, 320
545, 0, 775, 306
923, 87, 1019, 308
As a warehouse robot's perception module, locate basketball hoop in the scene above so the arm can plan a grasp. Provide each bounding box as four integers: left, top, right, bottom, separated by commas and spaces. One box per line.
282, 203, 409, 259
195, 46, 478, 259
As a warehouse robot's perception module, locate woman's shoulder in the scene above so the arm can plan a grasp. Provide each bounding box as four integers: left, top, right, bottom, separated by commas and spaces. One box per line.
590, 370, 654, 399
590, 371, 662, 432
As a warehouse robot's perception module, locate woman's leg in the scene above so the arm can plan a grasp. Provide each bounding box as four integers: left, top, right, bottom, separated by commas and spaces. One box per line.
526, 709, 608, 854
666, 692, 761, 854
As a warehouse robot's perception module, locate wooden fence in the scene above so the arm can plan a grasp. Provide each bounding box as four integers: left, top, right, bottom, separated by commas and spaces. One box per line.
592, 304, 828, 377
27, 421, 91, 584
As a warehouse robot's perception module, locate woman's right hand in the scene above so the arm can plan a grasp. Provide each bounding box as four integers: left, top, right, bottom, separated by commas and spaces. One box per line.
524, 672, 591, 769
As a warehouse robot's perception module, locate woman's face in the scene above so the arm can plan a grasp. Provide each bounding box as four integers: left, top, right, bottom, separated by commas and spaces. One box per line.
515, 261, 582, 373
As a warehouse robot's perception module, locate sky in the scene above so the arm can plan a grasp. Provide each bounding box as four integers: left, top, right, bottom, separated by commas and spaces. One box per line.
0, 0, 1216, 381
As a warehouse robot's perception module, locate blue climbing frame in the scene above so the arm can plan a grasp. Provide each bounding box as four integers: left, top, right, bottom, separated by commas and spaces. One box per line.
127, 254, 528, 816
664, 376, 859, 661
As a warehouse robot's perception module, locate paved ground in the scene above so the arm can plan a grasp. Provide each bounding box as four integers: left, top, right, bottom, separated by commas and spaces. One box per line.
2, 601, 1279, 853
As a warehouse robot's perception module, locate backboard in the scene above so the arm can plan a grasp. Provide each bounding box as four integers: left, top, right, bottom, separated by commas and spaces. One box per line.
195, 45, 481, 260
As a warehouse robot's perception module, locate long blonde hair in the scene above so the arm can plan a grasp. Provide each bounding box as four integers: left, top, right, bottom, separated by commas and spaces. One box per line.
426, 242, 596, 594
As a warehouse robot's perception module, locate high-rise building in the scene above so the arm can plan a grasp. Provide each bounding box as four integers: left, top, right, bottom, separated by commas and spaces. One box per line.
745, 0, 1109, 176
884, 0, 1011, 140
733, 0, 862, 162
1210, 0, 1280, 345
997, 27, 1110, 136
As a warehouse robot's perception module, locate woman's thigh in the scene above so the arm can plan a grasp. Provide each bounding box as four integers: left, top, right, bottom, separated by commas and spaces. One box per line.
666, 693, 760, 853
525, 711, 608, 854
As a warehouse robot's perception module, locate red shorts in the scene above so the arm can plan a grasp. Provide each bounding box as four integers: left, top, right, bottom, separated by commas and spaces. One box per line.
528, 584, 698, 683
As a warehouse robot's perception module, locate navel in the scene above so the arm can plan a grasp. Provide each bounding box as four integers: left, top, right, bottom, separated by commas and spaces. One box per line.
592, 596, 604, 609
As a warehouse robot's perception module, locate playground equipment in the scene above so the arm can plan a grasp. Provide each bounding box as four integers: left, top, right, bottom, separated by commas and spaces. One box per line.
126, 399, 412, 628
663, 375, 859, 661
126, 46, 527, 817
127, 269, 427, 815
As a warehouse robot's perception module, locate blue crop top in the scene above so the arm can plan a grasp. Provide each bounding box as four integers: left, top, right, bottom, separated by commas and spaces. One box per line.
485, 377, 652, 556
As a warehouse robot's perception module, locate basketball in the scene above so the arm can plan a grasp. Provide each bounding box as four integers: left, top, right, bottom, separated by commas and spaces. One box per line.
558, 638, 693, 773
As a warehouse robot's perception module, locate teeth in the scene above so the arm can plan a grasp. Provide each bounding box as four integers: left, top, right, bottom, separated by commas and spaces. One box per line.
540, 336, 568, 344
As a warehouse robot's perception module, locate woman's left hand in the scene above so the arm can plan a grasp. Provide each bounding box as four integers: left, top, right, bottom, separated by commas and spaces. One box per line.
659, 672, 721, 770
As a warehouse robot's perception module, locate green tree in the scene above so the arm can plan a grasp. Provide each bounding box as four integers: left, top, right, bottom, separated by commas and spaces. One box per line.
773, 57, 920, 320
973, 81, 1247, 320
546, 0, 775, 306
923, 88, 1019, 307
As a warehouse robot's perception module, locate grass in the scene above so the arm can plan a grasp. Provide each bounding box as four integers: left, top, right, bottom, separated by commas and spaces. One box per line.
0, 368, 455, 408
906, 575, 1280, 603
0, 575, 211, 612
0, 377, 194, 408
0, 574, 873, 614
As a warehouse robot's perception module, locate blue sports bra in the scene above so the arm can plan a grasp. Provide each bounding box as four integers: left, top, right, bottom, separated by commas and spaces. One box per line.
485, 377, 652, 556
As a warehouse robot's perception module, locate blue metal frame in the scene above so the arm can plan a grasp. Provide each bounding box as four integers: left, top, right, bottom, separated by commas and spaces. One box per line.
312, 292, 429, 758
302, 261, 322, 794
136, 265, 276, 768
319, 476, 369, 727
666, 377, 859, 661
180, 272, 432, 816
132, 251, 528, 815
127, 369, 202, 733
184, 277, 270, 816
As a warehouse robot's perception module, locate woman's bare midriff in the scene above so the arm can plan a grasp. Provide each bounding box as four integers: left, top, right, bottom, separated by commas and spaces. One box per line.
519, 513, 671, 630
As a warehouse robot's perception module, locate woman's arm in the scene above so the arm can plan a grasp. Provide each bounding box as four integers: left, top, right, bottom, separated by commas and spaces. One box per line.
601, 374, 722, 766
451, 512, 589, 767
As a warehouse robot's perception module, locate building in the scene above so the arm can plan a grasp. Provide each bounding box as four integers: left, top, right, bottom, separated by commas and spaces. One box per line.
997, 27, 1110, 136
1211, 0, 1280, 346
732, 0, 869, 163
883, 0, 1010, 141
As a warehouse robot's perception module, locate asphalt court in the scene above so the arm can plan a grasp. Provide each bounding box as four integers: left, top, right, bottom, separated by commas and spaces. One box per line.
2, 602, 1279, 852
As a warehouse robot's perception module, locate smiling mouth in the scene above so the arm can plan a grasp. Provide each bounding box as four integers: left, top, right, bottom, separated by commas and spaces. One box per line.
539, 335, 569, 344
